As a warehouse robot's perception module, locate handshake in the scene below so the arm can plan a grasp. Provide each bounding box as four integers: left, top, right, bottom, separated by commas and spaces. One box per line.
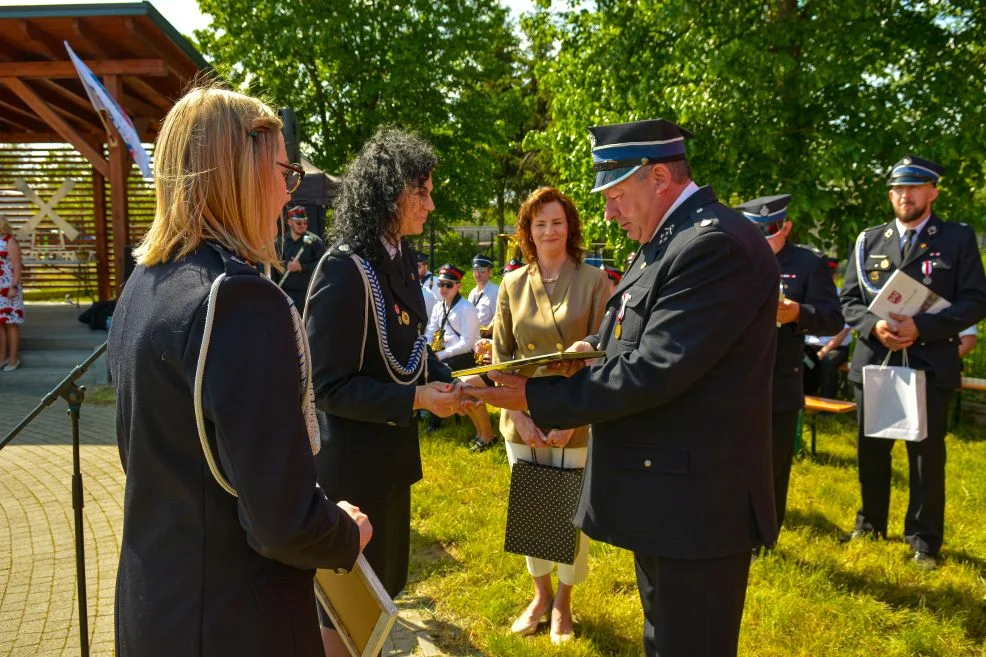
415, 340, 598, 416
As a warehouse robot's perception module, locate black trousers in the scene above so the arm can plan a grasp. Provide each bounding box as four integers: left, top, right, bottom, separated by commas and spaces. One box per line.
853, 382, 952, 555
803, 346, 849, 399
771, 410, 800, 531
634, 551, 751, 657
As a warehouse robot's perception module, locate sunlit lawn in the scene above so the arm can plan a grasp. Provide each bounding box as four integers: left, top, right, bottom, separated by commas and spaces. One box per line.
406, 411, 986, 656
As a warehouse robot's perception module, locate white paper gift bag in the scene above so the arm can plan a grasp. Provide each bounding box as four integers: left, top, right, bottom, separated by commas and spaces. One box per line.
862, 350, 927, 442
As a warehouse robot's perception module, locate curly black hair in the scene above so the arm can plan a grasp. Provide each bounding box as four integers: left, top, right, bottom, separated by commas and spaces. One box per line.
328, 127, 436, 264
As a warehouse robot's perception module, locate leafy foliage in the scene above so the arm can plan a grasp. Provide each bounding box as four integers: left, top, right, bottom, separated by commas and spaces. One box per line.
526, 0, 986, 260
194, 0, 524, 232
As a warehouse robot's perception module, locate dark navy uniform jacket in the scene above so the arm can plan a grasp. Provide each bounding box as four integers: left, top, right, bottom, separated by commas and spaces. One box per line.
774, 243, 844, 412
841, 214, 986, 388
277, 230, 327, 295
306, 241, 452, 501
108, 243, 360, 657
527, 186, 780, 559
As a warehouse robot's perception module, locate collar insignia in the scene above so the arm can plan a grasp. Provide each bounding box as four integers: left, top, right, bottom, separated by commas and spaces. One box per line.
927, 225, 938, 236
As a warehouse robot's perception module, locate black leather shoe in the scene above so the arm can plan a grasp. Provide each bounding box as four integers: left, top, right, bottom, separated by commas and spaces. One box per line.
838, 529, 885, 544
468, 436, 497, 453
912, 551, 939, 571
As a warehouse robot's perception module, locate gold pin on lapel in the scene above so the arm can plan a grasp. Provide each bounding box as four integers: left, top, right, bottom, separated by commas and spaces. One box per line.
869, 271, 880, 281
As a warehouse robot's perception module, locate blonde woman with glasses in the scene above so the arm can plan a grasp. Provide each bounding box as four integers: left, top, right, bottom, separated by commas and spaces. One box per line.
107, 83, 370, 657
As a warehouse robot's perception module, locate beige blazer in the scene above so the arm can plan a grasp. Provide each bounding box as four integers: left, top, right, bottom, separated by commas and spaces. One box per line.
493, 257, 610, 448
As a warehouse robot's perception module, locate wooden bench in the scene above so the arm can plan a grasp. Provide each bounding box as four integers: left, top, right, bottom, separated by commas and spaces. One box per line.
802, 395, 857, 456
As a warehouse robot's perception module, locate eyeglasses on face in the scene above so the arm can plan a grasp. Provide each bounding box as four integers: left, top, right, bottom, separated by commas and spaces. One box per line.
437, 281, 457, 289
278, 162, 305, 194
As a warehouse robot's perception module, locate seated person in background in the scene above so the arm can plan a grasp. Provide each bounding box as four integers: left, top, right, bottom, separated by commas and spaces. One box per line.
804, 325, 853, 399
416, 250, 438, 294
468, 254, 499, 337
502, 257, 524, 275
959, 324, 978, 359
425, 264, 496, 450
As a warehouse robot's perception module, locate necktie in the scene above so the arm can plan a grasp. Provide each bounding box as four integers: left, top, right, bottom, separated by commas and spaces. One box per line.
901, 229, 917, 261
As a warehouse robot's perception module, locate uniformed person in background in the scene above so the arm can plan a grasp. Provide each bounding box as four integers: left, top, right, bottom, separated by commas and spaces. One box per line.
470, 118, 779, 657
840, 155, 986, 570
736, 194, 843, 538
468, 254, 499, 335
416, 250, 438, 294
276, 205, 326, 313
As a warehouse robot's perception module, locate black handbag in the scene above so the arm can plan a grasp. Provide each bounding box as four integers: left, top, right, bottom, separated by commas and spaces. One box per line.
504, 448, 584, 565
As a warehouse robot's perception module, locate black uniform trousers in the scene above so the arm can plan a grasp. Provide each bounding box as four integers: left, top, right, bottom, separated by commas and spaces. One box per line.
771, 410, 800, 530
635, 551, 751, 657
853, 381, 952, 555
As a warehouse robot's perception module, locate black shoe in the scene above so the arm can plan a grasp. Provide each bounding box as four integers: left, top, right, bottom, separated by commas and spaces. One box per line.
468, 436, 497, 453
838, 529, 885, 544
912, 551, 939, 571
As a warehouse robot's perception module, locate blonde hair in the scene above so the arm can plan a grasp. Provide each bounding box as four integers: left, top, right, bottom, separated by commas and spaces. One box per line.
0, 215, 12, 235
134, 83, 283, 267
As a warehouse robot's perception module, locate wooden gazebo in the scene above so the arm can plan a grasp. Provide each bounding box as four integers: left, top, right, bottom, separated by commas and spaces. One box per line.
0, 2, 208, 300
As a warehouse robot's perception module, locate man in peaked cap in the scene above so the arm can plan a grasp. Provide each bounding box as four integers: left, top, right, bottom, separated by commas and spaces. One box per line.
276, 205, 326, 313
468, 254, 499, 330
470, 118, 779, 656
736, 194, 843, 541
840, 155, 986, 569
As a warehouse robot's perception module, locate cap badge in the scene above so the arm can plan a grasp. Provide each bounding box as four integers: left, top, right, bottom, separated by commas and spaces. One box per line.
759, 206, 769, 217
903, 157, 912, 165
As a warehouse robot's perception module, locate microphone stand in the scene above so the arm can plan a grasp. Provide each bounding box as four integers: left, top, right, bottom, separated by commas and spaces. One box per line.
1, 341, 109, 657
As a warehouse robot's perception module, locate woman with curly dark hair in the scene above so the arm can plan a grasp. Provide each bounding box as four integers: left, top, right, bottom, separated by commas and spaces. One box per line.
305, 128, 464, 642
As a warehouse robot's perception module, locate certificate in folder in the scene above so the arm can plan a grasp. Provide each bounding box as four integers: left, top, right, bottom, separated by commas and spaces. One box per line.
866, 269, 951, 328
314, 555, 398, 657
451, 350, 606, 378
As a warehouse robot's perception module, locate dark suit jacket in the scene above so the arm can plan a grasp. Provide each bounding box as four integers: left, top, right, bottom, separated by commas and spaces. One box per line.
108, 243, 360, 657
277, 230, 327, 294
306, 240, 452, 501
841, 214, 986, 388
528, 186, 780, 560
774, 243, 844, 412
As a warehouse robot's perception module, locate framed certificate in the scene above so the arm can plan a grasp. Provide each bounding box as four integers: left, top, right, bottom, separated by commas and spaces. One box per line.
314, 555, 398, 657
451, 350, 606, 378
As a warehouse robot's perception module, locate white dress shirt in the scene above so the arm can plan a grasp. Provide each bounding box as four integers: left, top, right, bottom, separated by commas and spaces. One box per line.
425, 295, 480, 360
468, 281, 499, 327
422, 284, 438, 317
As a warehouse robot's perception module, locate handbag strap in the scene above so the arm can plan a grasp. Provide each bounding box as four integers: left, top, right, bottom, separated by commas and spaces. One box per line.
194, 273, 239, 497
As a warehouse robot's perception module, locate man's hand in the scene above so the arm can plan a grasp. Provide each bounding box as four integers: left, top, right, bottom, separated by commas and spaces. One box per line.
777, 298, 800, 325
547, 340, 596, 376
287, 260, 302, 272
413, 382, 462, 417
508, 410, 548, 448
872, 319, 914, 352
337, 501, 373, 551
889, 312, 920, 342
464, 370, 529, 411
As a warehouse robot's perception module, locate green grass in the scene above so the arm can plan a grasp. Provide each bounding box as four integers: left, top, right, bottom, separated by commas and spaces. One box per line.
407, 412, 986, 656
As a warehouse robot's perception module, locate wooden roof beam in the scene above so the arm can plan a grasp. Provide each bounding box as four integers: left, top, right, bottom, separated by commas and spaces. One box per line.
0, 98, 48, 129
123, 75, 171, 111
0, 59, 167, 79
0, 40, 26, 62
36, 79, 94, 113
71, 18, 112, 59
0, 76, 109, 177
125, 17, 198, 80
0, 114, 36, 133
18, 20, 65, 60
0, 131, 82, 143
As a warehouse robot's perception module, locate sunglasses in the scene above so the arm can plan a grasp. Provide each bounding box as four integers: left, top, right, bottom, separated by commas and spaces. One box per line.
758, 220, 786, 238
437, 281, 458, 289
278, 162, 305, 194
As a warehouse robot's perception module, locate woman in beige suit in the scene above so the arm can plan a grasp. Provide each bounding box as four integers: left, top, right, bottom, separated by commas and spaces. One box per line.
494, 186, 610, 644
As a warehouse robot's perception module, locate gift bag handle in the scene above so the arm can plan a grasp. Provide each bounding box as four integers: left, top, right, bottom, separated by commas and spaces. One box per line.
881, 347, 909, 368
529, 446, 566, 468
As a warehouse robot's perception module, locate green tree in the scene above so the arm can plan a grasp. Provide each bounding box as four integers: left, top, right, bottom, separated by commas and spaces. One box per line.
527, 0, 986, 261
194, 0, 521, 231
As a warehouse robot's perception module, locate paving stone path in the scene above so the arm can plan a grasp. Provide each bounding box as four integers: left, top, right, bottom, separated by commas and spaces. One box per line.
1, 371, 443, 656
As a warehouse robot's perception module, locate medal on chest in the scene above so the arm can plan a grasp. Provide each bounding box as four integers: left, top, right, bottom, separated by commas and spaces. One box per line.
921, 260, 933, 285
394, 303, 410, 326
615, 291, 631, 340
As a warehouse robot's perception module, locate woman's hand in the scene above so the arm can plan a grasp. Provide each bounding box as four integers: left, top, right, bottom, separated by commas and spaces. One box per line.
414, 381, 463, 417
508, 409, 548, 448
337, 501, 373, 551
547, 340, 596, 376
545, 428, 575, 448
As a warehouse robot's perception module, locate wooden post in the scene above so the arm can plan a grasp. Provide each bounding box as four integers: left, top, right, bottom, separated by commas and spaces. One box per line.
103, 74, 131, 294
92, 168, 110, 301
